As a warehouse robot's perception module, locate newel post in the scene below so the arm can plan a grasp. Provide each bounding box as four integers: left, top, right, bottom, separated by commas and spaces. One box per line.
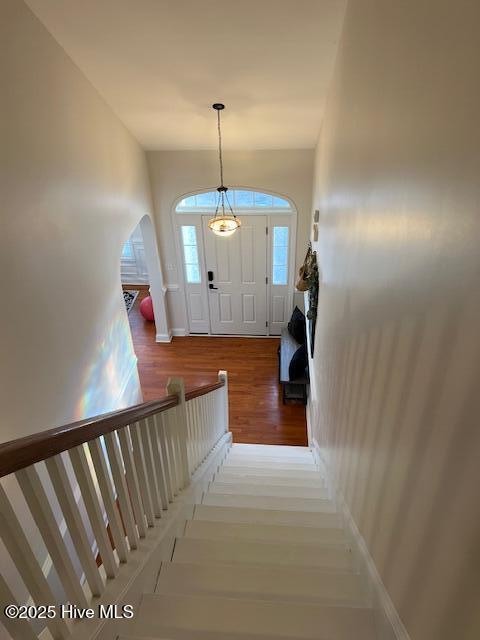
218, 370, 229, 433
166, 377, 191, 488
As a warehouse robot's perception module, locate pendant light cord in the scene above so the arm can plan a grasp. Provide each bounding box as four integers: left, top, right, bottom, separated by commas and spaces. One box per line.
217, 108, 224, 187
212, 103, 236, 220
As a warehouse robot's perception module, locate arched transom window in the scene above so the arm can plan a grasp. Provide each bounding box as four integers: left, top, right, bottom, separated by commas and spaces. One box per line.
176, 189, 293, 212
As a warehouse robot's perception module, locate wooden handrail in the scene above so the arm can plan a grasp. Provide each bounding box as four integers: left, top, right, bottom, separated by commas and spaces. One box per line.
0, 378, 225, 478
185, 380, 225, 401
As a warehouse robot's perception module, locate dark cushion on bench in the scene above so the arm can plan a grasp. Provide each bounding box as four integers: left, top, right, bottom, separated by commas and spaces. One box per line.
279, 328, 308, 384
287, 306, 306, 345
289, 344, 308, 381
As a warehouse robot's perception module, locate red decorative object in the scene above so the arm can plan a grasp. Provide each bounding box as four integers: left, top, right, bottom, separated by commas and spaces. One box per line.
139, 295, 155, 322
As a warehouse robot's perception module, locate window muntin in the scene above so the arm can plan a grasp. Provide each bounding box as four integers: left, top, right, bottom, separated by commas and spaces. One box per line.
177, 190, 291, 211
272, 226, 289, 285
181, 225, 201, 284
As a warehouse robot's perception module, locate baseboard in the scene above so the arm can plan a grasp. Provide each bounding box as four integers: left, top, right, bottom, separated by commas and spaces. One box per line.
166, 330, 280, 339
311, 439, 410, 640
156, 332, 172, 343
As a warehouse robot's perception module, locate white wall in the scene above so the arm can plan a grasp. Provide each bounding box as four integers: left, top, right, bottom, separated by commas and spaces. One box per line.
147, 149, 314, 332
309, 1, 480, 639
0, 0, 155, 441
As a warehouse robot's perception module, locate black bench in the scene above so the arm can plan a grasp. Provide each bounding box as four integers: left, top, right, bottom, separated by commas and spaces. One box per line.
278, 328, 308, 405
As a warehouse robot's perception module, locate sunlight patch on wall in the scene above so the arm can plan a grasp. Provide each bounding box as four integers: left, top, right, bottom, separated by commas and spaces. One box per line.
74, 300, 139, 420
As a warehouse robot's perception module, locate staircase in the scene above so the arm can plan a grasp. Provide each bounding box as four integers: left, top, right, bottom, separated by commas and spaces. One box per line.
0, 373, 380, 640
121, 443, 377, 640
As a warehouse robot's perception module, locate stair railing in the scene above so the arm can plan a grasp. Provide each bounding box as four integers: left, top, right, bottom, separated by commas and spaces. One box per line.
0, 371, 229, 640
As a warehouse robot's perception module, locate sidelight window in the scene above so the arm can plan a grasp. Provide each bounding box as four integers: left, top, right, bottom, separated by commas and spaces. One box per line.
181, 225, 201, 283
272, 226, 289, 285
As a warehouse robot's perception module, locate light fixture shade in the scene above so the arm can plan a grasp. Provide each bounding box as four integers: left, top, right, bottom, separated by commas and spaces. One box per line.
208, 214, 241, 237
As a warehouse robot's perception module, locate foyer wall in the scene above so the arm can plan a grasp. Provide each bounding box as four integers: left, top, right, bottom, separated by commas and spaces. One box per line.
0, 0, 153, 441
147, 149, 314, 332
309, 1, 480, 639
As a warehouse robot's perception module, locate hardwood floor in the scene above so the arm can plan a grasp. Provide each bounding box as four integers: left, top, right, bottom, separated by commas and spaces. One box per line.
126, 289, 307, 445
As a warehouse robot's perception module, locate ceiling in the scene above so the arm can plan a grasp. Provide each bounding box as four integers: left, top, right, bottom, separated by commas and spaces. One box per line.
26, 0, 346, 150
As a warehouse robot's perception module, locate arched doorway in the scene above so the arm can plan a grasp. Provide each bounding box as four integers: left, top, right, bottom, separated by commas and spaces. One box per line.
121, 214, 169, 342
173, 188, 297, 336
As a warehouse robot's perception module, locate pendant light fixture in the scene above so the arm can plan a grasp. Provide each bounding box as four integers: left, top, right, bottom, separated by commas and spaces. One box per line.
208, 103, 241, 237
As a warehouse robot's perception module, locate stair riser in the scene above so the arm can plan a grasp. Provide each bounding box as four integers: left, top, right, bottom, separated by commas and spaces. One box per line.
173, 538, 352, 570
202, 493, 335, 513
226, 454, 315, 465
157, 562, 367, 606
231, 444, 311, 454
194, 504, 342, 528
136, 594, 375, 640
224, 459, 317, 470
184, 520, 346, 545
215, 473, 325, 488
218, 465, 322, 478
208, 482, 329, 500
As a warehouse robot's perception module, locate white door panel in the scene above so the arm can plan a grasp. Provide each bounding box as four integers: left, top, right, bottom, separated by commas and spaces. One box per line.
203, 215, 267, 335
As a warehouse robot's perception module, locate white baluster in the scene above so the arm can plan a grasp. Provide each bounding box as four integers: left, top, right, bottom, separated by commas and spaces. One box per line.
207, 393, 214, 449
163, 410, 180, 494
0, 485, 70, 640
16, 465, 88, 606
164, 409, 182, 492
0, 575, 38, 640
200, 395, 208, 461
88, 438, 129, 562
69, 445, 118, 579
138, 417, 163, 518
148, 414, 170, 509
154, 413, 175, 502
218, 388, 224, 438
46, 454, 104, 597
188, 398, 198, 471
218, 370, 229, 434
166, 378, 191, 488
117, 427, 147, 537
104, 432, 139, 549
185, 401, 193, 473
195, 397, 203, 467
129, 422, 155, 526
194, 397, 202, 467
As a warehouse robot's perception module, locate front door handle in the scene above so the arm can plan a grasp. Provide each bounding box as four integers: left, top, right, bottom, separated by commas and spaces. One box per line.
209, 283, 218, 290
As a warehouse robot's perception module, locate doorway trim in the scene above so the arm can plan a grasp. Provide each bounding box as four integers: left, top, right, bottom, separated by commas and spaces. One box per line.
171, 187, 298, 337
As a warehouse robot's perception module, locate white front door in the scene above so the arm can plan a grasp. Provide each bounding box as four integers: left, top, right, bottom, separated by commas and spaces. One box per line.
202, 215, 267, 335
